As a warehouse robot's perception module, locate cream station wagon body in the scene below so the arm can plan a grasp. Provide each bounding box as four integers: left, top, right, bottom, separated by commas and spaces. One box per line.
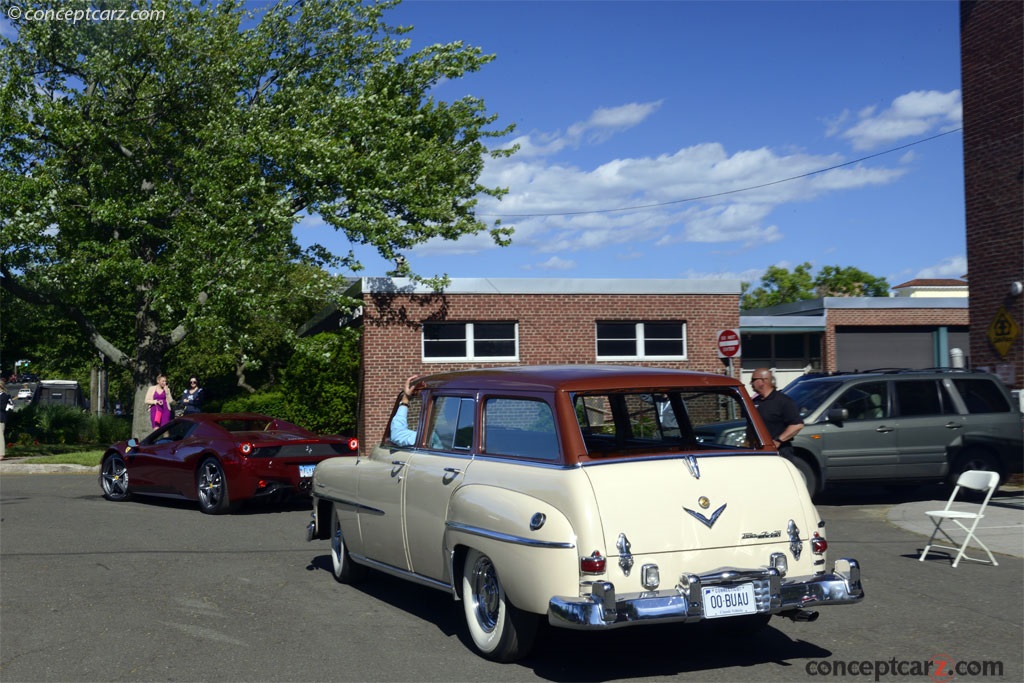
307, 366, 864, 661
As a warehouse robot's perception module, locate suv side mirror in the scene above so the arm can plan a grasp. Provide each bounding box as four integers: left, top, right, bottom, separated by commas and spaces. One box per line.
826, 408, 849, 425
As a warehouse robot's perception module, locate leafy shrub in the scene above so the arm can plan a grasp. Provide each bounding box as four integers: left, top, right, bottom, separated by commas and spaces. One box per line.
31, 404, 92, 444
220, 391, 289, 419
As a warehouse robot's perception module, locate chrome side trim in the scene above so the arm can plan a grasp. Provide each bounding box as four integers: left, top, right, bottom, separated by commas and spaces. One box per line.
349, 553, 454, 594
581, 451, 768, 467
445, 521, 576, 549
312, 493, 385, 516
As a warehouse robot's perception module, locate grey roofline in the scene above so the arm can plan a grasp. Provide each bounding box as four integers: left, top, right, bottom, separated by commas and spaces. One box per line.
357, 277, 742, 295
743, 296, 969, 316
739, 315, 826, 331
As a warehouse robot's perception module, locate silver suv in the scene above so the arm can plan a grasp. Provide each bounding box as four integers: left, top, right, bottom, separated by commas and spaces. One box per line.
782, 369, 1023, 495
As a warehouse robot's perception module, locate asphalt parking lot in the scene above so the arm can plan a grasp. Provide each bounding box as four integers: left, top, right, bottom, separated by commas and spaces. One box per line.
1, 467, 1022, 682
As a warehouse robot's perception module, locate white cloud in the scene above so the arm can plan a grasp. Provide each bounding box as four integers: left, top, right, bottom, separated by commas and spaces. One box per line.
837, 90, 962, 151
915, 255, 967, 279
524, 256, 576, 271
512, 101, 663, 158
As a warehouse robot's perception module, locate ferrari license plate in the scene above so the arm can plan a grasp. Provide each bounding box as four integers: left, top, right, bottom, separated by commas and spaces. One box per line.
298, 464, 316, 478
702, 584, 757, 619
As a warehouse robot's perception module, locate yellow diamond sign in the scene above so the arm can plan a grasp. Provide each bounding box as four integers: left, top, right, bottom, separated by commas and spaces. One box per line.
987, 306, 1020, 358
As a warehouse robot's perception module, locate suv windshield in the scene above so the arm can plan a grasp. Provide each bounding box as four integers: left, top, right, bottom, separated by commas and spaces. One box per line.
785, 379, 845, 418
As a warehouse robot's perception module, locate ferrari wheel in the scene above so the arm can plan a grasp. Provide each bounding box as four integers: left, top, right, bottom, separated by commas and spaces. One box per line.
196, 457, 232, 515
99, 454, 131, 502
330, 507, 366, 583
461, 548, 538, 662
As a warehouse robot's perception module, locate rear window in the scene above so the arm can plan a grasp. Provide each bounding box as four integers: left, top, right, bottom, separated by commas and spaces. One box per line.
573, 389, 756, 456
483, 398, 559, 461
213, 418, 275, 433
952, 378, 1012, 413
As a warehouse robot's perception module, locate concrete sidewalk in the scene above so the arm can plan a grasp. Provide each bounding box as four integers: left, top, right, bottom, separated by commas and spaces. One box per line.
886, 487, 1024, 560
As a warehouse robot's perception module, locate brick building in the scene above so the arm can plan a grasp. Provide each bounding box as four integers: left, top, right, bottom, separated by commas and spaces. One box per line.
741, 297, 969, 387
352, 277, 740, 449
960, 0, 1023, 388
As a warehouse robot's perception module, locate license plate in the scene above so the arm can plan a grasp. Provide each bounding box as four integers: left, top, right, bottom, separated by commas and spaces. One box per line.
298, 464, 316, 478
702, 583, 757, 619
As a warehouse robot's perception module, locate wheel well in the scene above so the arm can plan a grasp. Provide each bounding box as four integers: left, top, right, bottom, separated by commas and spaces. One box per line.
451, 545, 469, 601
788, 448, 823, 493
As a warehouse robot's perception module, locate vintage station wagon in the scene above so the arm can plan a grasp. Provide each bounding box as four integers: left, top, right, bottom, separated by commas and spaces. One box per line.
307, 366, 864, 661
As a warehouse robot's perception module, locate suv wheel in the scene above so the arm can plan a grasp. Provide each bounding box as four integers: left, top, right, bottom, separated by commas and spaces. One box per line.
786, 455, 819, 498
949, 448, 1002, 486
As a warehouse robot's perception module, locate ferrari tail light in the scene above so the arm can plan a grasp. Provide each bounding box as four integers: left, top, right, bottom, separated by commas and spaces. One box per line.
811, 532, 828, 554
238, 441, 254, 456
580, 551, 606, 574
348, 437, 359, 451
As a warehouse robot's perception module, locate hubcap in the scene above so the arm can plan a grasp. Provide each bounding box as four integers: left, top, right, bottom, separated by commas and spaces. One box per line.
471, 556, 500, 632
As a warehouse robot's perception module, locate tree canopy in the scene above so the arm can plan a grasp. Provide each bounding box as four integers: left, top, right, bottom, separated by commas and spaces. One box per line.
0, 0, 515, 436
741, 263, 890, 310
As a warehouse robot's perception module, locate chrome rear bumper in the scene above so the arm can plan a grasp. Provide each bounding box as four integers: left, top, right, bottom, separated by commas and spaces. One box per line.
549, 558, 863, 630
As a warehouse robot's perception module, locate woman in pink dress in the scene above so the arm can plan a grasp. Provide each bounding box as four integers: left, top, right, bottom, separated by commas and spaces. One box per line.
144, 374, 174, 430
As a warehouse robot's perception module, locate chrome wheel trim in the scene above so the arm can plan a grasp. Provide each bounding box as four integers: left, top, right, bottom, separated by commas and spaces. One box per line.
197, 460, 225, 509
101, 456, 129, 497
469, 554, 501, 633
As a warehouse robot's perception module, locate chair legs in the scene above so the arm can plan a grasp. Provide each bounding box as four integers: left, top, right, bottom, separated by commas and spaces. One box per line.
918, 514, 999, 568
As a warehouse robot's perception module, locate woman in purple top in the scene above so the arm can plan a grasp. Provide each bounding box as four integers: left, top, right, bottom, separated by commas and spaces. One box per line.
144, 374, 174, 429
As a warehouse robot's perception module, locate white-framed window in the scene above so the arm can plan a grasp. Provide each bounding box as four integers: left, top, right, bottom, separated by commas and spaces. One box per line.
422, 322, 519, 361
596, 321, 687, 360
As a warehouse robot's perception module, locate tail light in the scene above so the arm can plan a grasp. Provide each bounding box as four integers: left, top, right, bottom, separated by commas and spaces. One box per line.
580, 551, 606, 574
348, 437, 359, 451
811, 532, 828, 554
238, 441, 254, 456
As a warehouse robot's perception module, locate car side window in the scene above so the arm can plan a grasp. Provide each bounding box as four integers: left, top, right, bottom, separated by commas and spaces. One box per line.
951, 378, 1011, 413
483, 398, 558, 461
832, 382, 889, 420
893, 379, 956, 417
427, 396, 475, 451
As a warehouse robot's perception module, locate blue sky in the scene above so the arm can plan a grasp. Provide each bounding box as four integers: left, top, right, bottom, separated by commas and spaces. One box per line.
296, 0, 966, 288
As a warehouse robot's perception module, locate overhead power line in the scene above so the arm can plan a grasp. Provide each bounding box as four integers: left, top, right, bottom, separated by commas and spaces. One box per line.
481, 128, 963, 219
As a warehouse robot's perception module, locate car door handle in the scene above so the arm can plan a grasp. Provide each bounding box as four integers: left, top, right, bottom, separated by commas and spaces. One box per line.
945, 422, 963, 430
443, 467, 462, 475
390, 461, 407, 479
875, 425, 895, 433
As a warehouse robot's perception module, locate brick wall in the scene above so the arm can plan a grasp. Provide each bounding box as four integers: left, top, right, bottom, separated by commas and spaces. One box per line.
359, 291, 739, 450
822, 308, 969, 372
961, 0, 1024, 387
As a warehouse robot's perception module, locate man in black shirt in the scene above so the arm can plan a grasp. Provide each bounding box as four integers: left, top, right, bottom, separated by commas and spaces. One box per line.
750, 368, 803, 452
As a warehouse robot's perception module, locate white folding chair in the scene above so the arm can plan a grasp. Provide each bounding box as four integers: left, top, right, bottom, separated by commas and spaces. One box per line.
918, 470, 1001, 568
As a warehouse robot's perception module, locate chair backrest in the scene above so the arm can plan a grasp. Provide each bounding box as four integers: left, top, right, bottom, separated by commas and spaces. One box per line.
956, 469, 1000, 492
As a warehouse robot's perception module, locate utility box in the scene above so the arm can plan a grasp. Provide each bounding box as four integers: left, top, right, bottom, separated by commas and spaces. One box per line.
34, 380, 84, 409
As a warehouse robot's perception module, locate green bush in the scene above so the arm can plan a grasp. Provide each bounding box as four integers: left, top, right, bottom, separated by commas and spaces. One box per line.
4, 405, 130, 446
215, 330, 360, 435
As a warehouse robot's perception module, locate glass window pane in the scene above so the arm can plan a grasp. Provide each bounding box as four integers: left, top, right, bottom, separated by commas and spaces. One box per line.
741, 334, 772, 358
474, 322, 515, 340
597, 339, 637, 356
774, 334, 805, 359
474, 339, 515, 357
645, 339, 684, 356
484, 398, 558, 460
894, 380, 944, 417
644, 322, 682, 339
597, 323, 636, 340
424, 340, 467, 358
423, 323, 466, 341
952, 379, 1011, 413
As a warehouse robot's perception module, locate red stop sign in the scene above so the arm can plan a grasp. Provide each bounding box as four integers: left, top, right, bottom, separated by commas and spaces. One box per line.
717, 329, 741, 358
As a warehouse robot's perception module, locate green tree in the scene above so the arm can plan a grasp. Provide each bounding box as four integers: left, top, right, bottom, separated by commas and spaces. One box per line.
0, 0, 515, 437
742, 263, 889, 309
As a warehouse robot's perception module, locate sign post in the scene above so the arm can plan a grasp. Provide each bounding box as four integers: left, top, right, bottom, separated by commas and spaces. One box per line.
716, 329, 741, 379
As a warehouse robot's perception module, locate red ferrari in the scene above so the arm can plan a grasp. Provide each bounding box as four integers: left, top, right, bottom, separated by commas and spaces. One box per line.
99, 413, 359, 514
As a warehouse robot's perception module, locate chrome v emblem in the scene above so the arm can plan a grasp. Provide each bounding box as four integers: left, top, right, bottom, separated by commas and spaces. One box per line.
683, 503, 727, 529
685, 455, 700, 479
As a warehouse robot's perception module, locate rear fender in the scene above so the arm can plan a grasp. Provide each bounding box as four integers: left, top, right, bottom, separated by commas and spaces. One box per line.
447, 485, 582, 615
